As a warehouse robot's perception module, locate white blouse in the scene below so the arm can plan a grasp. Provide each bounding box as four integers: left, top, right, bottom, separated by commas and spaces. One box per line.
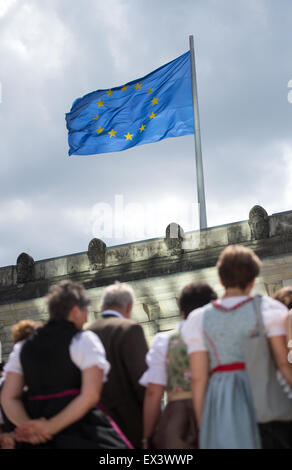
4, 330, 110, 382
182, 296, 288, 355
139, 322, 184, 387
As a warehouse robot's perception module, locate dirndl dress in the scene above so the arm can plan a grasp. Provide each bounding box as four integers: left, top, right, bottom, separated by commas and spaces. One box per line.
16, 320, 131, 449
198, 299, 262, 449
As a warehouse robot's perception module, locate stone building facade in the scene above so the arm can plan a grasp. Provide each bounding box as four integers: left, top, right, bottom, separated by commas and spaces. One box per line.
1, 205, 292, 361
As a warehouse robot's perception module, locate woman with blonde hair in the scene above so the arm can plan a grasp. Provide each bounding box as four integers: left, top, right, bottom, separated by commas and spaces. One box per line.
0, 319, 42, 446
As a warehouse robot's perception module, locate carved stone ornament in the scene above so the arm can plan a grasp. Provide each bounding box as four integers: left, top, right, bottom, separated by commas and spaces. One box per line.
164, 223, 184, 254
16, 252, 34, 284
88, 238, 106, 270
248, 205, 270, 240
142, 301, 160, 321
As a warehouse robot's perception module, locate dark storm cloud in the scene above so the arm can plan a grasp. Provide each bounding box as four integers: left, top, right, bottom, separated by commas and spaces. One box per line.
0, 0, 292, 266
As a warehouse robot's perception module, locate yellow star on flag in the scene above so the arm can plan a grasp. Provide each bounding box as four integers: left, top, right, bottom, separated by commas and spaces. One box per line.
134, 83, 142, 90
108, 129, 117, 138
151, 97, 158, 105
97, 99, 104, 107
121, 86, 127, 92
124, 132, 133, 140
139, 124, 146, 132
149, 112, 156, 119
93, 114, 99, 120
96, 126, 104, 134
146, 88, 152, 94
107, 89, 113, 97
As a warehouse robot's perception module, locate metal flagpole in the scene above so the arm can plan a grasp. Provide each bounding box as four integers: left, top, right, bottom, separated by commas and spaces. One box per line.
189, 35, 207, 229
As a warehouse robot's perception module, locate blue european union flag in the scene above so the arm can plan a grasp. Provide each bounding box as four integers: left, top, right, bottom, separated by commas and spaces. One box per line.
65, 51, 193, 156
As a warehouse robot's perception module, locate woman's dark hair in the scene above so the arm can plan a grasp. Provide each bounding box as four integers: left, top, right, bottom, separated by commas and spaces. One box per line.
46, 280, 90, 321
178, 282, 217, 319
216, 245, 261, 290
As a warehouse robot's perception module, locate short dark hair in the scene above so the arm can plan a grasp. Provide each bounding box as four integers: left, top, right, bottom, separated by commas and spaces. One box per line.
217, 245, 261, 290
178, 282, 217, 318
46, 280, 90, 321
0, 362, 5, 372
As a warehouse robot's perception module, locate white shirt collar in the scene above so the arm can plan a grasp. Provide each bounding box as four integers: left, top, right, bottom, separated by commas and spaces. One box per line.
102, 309, 124, 319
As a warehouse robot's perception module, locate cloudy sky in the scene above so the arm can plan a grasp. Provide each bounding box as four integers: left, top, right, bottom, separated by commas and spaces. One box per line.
0, 0, 292, 267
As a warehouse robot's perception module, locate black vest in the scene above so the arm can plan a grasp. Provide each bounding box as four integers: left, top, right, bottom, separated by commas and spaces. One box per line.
21, 320, 81, 397
17, 320, 129, 448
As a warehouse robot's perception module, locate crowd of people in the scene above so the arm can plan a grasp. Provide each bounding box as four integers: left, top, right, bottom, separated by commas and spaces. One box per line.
0, 244, 292, 449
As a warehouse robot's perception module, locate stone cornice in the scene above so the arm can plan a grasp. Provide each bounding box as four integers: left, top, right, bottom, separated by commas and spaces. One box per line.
0, 212, 292, 305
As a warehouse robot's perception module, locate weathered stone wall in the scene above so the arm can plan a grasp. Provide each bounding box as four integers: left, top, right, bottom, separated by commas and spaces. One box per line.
1, 207, 292, 360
